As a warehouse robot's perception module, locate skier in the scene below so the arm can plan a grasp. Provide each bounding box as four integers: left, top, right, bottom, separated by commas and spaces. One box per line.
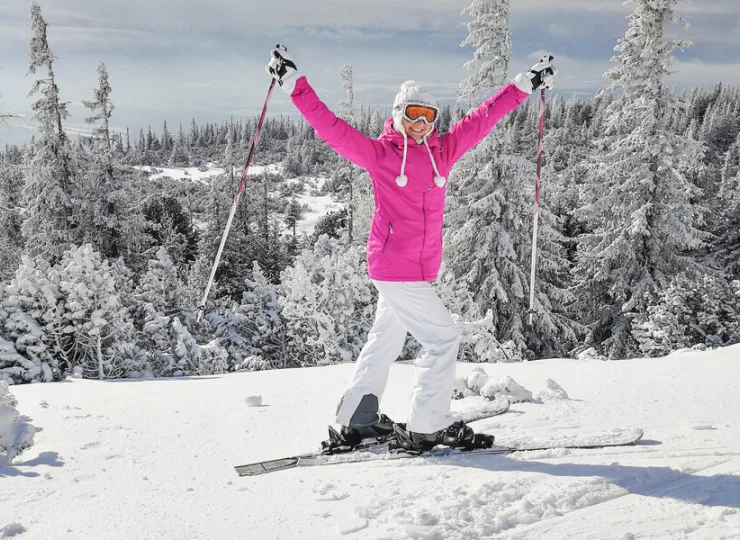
266, 45, 556, 452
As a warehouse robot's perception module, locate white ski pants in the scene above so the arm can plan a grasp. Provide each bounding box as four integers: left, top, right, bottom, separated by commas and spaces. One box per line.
335, 280, 461, 434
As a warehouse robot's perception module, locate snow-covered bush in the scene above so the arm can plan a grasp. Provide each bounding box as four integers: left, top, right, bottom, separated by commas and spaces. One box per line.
0, 380, 35, 463
1, 256, 63, 382
133, 246, 188, 321
146, 313, 228, 377
1, 246, 146, 382
633, 273, 739, 356
438, 277, 522, 363
222, 262, 287, 370
280, 235, 375, 366
54, 245, 143, 379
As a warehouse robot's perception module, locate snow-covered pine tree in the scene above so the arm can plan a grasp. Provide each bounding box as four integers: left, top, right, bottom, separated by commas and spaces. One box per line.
458, 0, 512, 109
79, 62, 146, 261
169, 122, 189, 166
0, 380, 35, 463
445, 152, 576, 358
336, 63, 354, 125
142, 195, 198, 275
22, 3, 78, 262
368, 110, 385, 139
0, 147, 25, 282
284, 196, 303, 240
161, 120, 172, 153
573, 0, 711, 359
279, 235, 375, 366
224, 122, 237, 182
443, 2, 576, 358
187, 173, 257, 303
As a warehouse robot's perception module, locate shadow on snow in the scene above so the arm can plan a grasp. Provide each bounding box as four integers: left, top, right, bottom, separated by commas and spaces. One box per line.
432, 443, 740, 508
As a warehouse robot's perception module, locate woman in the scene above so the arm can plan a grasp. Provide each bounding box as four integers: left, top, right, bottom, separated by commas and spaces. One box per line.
267, 45, 556, 451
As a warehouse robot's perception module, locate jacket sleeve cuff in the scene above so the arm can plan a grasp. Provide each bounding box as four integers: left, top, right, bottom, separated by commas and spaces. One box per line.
512, 73, 533, 94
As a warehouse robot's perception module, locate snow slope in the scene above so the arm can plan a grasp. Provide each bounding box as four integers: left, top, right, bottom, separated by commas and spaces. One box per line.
3, 345, 740, 540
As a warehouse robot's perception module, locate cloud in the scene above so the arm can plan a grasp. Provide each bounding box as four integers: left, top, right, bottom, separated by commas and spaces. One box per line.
2, 0, 739, 144
668, 58, 740, 91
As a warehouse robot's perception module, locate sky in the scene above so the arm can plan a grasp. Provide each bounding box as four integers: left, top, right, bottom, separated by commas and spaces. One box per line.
1, 0, 740, 146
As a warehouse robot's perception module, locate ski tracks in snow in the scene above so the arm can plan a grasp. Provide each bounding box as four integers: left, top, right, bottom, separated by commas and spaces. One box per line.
319, 448, 740, 540
497, 457, 740, 540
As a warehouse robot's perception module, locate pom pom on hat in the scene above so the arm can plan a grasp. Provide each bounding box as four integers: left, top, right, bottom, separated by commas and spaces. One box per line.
393, 80, 438, 110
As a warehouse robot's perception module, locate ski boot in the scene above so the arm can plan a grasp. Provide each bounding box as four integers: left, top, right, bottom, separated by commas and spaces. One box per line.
392, 420, 495, 453
321, 413, 396, 454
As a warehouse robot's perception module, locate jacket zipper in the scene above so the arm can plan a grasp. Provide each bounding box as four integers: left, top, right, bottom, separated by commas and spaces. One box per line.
382, 223, 393, 253
419, 193, 427, 281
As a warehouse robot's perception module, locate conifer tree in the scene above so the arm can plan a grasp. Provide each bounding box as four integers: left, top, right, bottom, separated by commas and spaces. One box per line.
134, 247, 188, 321
1, 255, 63, 382
54, 244, 142, 379
574, 0, 710, 358
444, 2, 576, 358
0, 147, 25, 282
22, 3, 78, 262
459, 0, 512, 109
336, 63, 354, 124
80, 62, 146, 260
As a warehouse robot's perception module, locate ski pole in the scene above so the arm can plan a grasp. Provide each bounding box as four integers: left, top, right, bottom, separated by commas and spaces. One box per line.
197, 78, 277, 321
528, 88, 546, 326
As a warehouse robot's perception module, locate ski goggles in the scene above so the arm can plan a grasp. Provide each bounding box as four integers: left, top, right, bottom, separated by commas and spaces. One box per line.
401, 103, 438, 124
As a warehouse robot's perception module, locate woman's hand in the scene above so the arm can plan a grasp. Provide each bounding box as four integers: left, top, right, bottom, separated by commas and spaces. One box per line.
266, 44, 300, 94
526, 54, 557, 91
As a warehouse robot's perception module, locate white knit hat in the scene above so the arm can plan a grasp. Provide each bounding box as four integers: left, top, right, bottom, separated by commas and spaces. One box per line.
391, 81, 445, 189
392, 80, 438, 133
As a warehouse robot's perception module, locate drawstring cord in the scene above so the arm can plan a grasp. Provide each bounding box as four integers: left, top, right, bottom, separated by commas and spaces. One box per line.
395, 132, 409, 187
423, 136, 446, 187
395, 131, 446, 188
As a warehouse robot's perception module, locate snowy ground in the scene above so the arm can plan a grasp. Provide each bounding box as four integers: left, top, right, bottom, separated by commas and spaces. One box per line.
292, 175, 344, 236
134, 163, 281, 182
135, 164, 342, 236
3, 345, 740, 539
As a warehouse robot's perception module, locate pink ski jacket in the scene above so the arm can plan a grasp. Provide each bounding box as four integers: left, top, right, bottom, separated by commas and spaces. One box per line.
290, 76, 528, 282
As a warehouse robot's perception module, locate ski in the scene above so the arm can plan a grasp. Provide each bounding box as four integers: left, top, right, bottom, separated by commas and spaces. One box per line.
235, 397, 510, 477
235, 427, 643, 477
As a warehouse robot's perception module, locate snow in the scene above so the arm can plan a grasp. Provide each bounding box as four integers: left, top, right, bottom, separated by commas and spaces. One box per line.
134, 163, 281, 183
3, 345, 740, 539
291, 175, 344, 235
134, 165, 342, 235
244, 395, 263, 407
